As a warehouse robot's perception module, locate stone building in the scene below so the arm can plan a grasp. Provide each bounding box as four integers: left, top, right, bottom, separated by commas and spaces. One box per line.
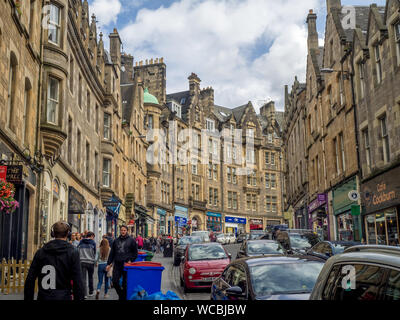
352, 0, 400, 245
0, 0, 42, 260
283, 77, 308, 229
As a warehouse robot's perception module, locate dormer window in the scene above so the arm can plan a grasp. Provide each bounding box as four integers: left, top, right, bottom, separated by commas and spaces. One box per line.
172, 102, 181, 118
180, 97, 186, 105
206, 119, 215, 132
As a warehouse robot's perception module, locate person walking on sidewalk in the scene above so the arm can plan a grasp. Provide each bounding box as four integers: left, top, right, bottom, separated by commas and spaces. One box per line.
95, 238, 111, 299
78, 231, 96, 298
106, 225, 138, 300
24, 221, 85, 301
136, 234, 144, 249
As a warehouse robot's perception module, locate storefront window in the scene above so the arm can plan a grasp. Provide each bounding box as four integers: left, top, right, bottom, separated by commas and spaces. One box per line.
337, 213, 354, 241
386, 209, 399, 246
366, 215, 377, 244
376, 213, 387, 245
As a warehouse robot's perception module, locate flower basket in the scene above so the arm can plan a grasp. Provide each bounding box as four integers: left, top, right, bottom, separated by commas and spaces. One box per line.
0, 180, 19, 214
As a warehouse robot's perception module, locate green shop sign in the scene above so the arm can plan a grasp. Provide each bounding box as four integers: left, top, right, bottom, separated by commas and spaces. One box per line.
333, 177, 358, 216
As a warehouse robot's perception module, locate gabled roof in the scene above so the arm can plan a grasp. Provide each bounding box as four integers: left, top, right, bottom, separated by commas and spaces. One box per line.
232, 104, 249, 123
366, 5, 387, 44
213, 105, 234, 123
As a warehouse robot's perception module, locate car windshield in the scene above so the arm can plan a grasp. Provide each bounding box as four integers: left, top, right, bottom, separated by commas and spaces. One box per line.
247, 242, 283, 255
250, 262, 324, 297
188, 245, 228, 261
289, 234, 316, 250
178, 237, 202, 245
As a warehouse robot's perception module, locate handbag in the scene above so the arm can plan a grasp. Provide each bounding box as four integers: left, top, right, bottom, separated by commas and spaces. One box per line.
107, 264, 113, 278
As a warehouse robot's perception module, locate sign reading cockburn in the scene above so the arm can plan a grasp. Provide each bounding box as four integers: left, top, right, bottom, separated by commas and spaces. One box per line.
362, 166, 400, 214
145, 122, 257, 175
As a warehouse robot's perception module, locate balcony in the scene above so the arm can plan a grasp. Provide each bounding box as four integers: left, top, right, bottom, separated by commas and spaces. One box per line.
40, 123, 67, 159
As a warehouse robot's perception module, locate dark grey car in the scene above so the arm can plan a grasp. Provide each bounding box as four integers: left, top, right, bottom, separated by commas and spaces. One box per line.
173, 236, 203, 266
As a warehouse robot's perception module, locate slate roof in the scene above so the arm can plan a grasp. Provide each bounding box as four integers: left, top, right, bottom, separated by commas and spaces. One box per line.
121, 83, 134, 123
231, 104, 248, 123
166, 90, 191, 121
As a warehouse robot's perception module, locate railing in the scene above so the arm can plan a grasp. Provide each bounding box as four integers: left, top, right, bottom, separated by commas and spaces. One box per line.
0, 259, 38, 295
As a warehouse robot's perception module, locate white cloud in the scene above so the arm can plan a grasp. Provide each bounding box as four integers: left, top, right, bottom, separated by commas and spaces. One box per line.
89, 0, 122, 27
119, 0, 323, 111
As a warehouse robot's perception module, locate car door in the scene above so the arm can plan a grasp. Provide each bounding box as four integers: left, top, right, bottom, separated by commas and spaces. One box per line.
227, 264, 249, 300
212, 265, 233, 300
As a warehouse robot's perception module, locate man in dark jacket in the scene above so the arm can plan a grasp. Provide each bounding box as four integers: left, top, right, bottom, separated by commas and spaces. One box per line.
78, 231, 96, 298
24, 221, 85, 300
106, 225, 138, 300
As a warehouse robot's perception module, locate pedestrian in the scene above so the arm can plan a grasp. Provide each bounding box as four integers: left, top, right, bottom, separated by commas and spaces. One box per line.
136, 234, 144, 249
24, 221, 85, 301
76, 232, 82, 242
106, 232, 114, 248
106, 225, 138, 300
71, 233, 80, 247
95, 238, 111, 299
156, 237, 161, 253
70, 233, 76, 245
78, 231, 96, 298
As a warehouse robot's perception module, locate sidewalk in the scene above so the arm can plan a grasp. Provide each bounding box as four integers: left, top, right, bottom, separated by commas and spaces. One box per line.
0, 252, 176, 301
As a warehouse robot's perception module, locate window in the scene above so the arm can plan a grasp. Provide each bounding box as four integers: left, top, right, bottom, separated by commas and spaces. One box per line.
48, 4, 61, 46
246, 149, 255, 164
271, 153, 275, 165
358, 62, 365, 100
208, 162, 212, 179
173, 103, 181, 118
192, 163, 198, 175
328, 86, 333, 118
67, 116, 72, 164
383, 270, 400, 301
272, 196, 277, 213
334, 137, 340, 176
227, 167, 231, 183
147, 115, 153, 129
317, 155, 321, 187
69, 56, 74, 93
339, 74, 345, 106
29, 0, 35, 37
206, 119, 215, 132
266, 196, 271, 212
329, 39, 334, 65
232, 168, 237, 184
214, 189, 218, 206
86, 90, 90, 121
213, 164, 218, 180
76, 129, 81, 174
78, 74, 82, 108
271, 174, 276, 188
380, 115, 390, 163
339, 133, 345, 173
95, 104, 99, 133
363, 129, 371, 169
252, 194, 257, 211
47, 77, 60, 125
7, 54, 17, 131
102, 158, 111, 187
265, 173, 270, 188
326, 264, 386, 301
268, 133, 273, 143
94, 151, 99, 187
265, 152, 270, 165
228, 191, 232, 208
180, 97, 186, 105
233, 192, 238, 209
104, 113, 111, 140
23, 79, 32, 146
395, 23, 400, 66
85, 142, 90, 183
246, 194, 251, 210
375, 45, 382, 84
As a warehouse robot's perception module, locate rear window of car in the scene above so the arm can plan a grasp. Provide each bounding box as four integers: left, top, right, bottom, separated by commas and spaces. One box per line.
188, 244, 228, 261
250, 262, 324, 297
247, 242, 283, 255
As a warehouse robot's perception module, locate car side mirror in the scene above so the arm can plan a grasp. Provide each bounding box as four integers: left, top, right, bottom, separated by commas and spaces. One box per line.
226, 286, 244, 296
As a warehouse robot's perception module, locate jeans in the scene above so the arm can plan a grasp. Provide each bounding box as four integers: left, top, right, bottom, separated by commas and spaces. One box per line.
97, 263, 110, 294
112, 261, 127, 301
81, 262, 95, 296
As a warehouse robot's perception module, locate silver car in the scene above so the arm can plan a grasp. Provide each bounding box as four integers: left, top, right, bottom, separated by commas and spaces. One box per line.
310, 245, 400, 300
216, 233, 227, 244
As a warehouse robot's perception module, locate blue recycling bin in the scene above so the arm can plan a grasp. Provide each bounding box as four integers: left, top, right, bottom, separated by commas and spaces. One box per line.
124, 262, 165, 299
135, 253, 147, 261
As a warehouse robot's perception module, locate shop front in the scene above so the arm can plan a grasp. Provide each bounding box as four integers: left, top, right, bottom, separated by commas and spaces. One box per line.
175, 205, 188, 236
249, 218, 263, 231
104, 196, 122, 237
206, 212, 222, 232
295, 206, 308, 230
332, 177, 361, 241
225, 216, 246, 236
157, 208, 166, 236
308, 193, 330, 240
68, 186, 86, 234
361, 165, 400, 245
134, 204, 152, 237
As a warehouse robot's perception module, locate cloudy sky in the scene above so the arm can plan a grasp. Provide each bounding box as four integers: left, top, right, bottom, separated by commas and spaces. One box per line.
89, 0, 386, 111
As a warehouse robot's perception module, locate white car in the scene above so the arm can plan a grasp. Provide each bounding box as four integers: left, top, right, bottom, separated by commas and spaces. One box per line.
191, 230, 210, 242
226, 233, 236, 244
216, 233, 227, 244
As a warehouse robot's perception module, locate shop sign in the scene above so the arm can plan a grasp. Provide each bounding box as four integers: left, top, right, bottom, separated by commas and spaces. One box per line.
0, 166, 7, 181
6, 165, 23, 184
225, 216, 246, 224
175, 216, 187, 226
308, 193, 327, 213
333, 178, 357, 215
207, 212, 221, 218
362, 166, 400, 214
68, 186, 86, 214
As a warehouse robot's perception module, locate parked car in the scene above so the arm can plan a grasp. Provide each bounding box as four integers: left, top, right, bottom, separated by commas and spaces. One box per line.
306, 241, 362, 260
216, 233, 228, 245
236, 233, 250, 243
236, 240, 284, 259
310, 245, 400, 300
211, 254, 325, 300
173, 236, 203, 266
180, 242, 231, 293
191, 230, 210, 243
249, 231, 266, 240
226, 233, 236, 244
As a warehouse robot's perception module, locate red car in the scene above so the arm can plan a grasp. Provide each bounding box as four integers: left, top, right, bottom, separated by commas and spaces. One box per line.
180, 242, 231, 293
